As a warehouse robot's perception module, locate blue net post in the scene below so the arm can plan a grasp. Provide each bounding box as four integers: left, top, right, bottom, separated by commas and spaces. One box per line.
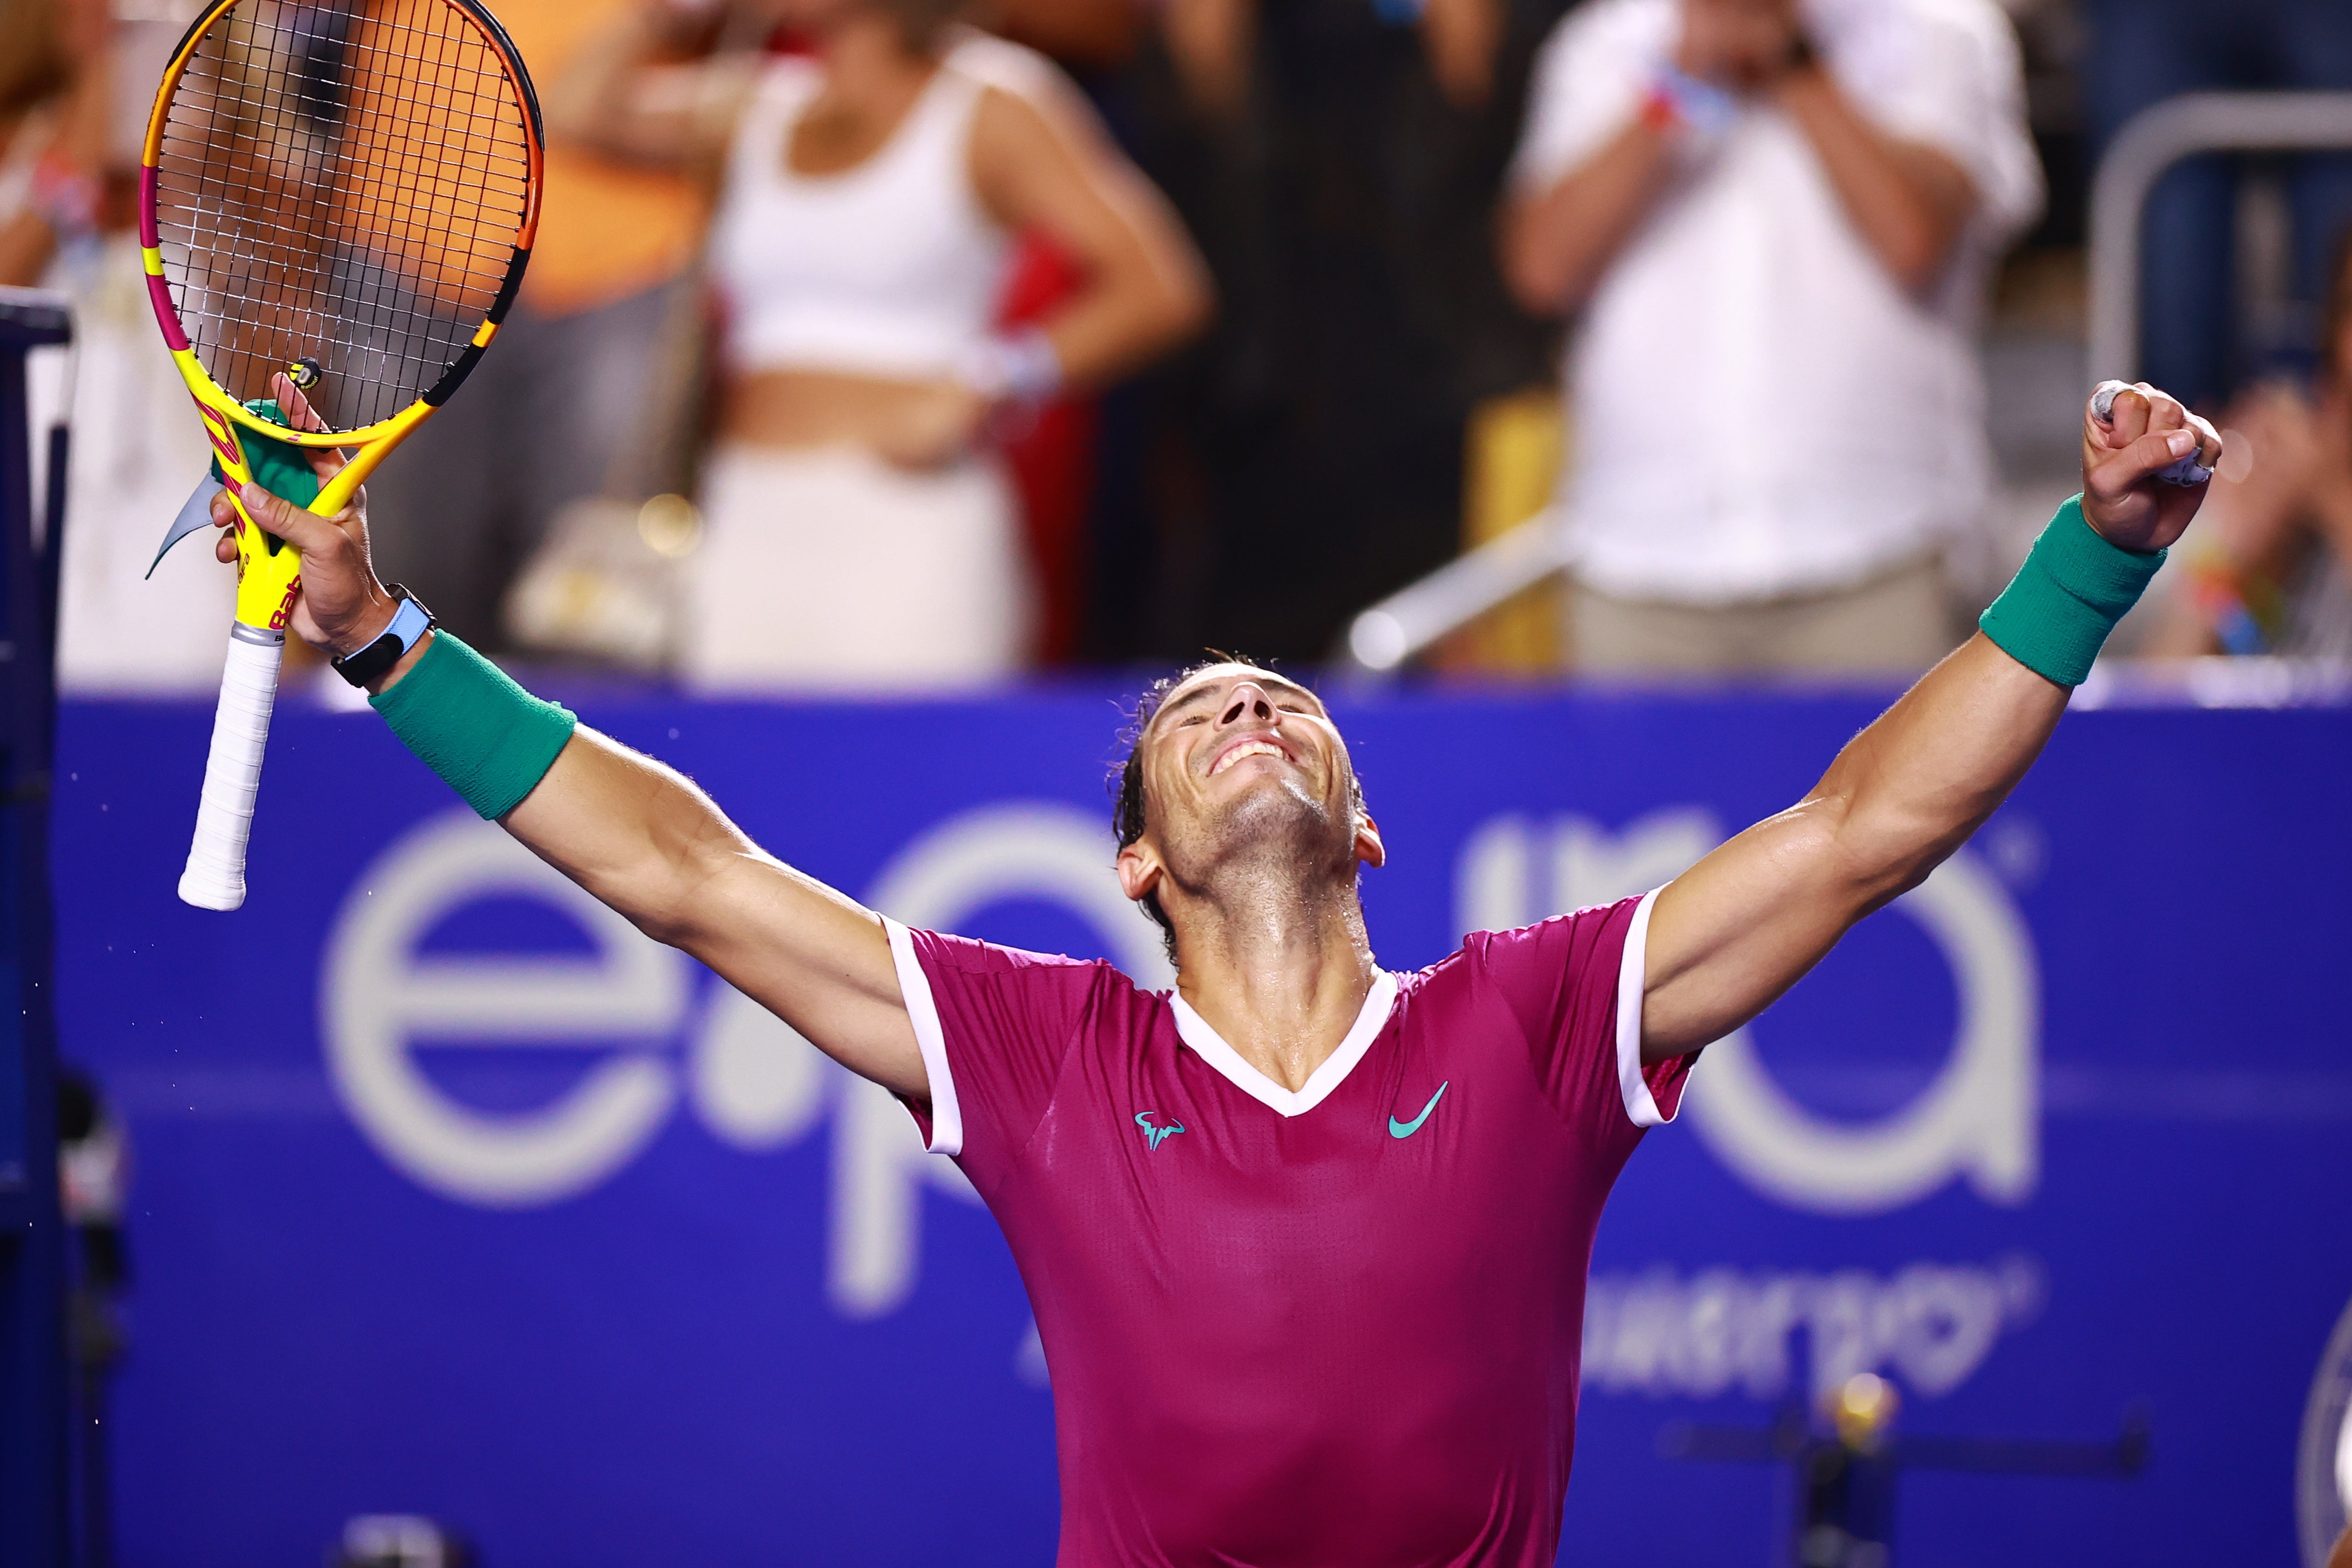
0, 286, 72, 1568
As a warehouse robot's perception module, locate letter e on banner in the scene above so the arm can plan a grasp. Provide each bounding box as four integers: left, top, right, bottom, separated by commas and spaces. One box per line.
323, 812, 689, 1206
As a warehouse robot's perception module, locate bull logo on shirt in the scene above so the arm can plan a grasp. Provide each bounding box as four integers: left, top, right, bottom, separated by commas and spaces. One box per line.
1134, 1112, 1186, 1151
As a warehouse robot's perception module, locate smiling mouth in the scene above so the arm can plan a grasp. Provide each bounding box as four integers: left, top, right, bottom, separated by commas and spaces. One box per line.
1210, 739, 1289, 777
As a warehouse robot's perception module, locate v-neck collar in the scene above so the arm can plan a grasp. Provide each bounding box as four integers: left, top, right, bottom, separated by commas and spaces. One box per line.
1167, 970, 1401, 1118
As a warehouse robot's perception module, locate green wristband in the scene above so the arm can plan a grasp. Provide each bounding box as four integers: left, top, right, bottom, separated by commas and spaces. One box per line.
370, 631, 576, 819
1978, 495, 2165, 687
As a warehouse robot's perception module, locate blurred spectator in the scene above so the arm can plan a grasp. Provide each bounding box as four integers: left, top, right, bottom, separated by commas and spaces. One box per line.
361, 0, 718, 657
0, 0, 101, 287
1503, 0, 2041, 676
2084, 0, 2352, 412
10, 0, 239, 692
2144, 233, 2352, 660
1105, 0, 1557, 664
555, 0, 1207, 691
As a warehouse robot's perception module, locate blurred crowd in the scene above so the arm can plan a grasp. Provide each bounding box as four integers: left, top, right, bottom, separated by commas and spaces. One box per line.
8, 0, 2352, 688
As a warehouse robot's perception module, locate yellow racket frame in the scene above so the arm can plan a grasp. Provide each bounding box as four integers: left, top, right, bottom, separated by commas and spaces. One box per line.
138, 0, 542, 632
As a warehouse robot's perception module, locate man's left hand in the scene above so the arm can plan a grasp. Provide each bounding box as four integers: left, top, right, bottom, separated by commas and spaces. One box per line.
2082, 380, 2223, 552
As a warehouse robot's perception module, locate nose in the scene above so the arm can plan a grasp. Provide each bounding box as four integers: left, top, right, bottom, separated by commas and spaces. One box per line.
1218, 683, 1276, 728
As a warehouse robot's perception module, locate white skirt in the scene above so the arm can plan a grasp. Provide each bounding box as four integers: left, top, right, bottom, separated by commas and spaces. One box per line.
682, 444, 1033, 692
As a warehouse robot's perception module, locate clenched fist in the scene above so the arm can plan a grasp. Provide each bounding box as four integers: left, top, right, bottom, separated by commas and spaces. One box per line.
2081, 380, 2223, 554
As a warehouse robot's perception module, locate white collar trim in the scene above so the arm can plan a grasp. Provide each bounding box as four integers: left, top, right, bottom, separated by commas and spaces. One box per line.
1167, 970, 1401, 1117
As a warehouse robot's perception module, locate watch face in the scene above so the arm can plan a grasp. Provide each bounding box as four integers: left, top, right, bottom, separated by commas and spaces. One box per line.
2300, 1290, 2352, 1568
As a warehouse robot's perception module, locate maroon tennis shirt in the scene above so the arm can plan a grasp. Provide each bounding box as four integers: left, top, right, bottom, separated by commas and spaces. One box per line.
886, 891, 1695, 1568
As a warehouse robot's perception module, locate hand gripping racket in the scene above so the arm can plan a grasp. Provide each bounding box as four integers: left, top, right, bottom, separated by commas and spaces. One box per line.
141, 0, 542, 909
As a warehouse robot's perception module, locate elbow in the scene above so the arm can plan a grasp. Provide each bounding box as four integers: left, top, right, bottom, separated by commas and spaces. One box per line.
1502, 251, 1570, 319
1884, 227, 1963, 301
1497, 204, 1575, 319
1140, 236, 1216, 359
1160, 262, 1215, 351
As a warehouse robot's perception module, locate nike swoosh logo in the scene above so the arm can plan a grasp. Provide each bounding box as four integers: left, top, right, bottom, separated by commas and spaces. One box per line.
1388, 1081, 1449, 1139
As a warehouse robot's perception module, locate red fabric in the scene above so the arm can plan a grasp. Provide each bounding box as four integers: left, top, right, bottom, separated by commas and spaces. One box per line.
897, 896, 1694, 1567
995, 234, 1097, 666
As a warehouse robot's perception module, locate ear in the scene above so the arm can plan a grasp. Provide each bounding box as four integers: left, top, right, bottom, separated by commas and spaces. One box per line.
1117, 838, 1163, 903
1354, 813, 1386, 870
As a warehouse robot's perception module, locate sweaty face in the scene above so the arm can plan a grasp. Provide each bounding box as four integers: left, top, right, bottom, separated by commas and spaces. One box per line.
1132, 665, 1367, 888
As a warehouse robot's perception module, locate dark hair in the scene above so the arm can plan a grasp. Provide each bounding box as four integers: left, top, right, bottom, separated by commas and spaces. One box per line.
1109, 655, 1365, 968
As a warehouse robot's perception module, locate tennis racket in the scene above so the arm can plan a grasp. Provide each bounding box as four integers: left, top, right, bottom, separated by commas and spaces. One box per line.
141, 0, 542, 910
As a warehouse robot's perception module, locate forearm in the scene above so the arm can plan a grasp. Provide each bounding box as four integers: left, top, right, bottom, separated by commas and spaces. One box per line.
1418, 0, 1499, 109
1645, 636, 2060, 1054
1038, 247, 1209, 391
1638, 391, 2216, 1060
1163, 0, 1255, 118
500, 725, 761, 946
366, 632, 921, 1089
1775, 66, 1970, 296
1807, 633, 2062, 898
1501, 117, 1673, 316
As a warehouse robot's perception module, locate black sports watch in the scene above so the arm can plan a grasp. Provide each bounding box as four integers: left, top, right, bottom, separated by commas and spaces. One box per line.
331, 584, 437, 688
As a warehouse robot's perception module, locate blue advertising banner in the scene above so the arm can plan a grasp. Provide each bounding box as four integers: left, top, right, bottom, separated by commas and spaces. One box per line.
50, 687, 2352, 1568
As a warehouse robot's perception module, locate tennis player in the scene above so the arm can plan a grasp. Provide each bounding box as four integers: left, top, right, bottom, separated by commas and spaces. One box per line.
218, 381, 2217, 1565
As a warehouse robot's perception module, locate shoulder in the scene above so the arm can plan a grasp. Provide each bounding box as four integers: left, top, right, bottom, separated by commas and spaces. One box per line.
902, 926, 1116, 985
1404, 900, 1644, 1016
952, 35, 1102, 169
752, 54, 825, 101
1826, 0, 2024, 85
943, 27, 1069, 103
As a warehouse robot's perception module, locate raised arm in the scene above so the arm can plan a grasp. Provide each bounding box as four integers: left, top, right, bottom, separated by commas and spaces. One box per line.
543, 0, 756, 171
1639, 384, 2223, 1061
1503, 0, 1795, 316
207, 385, 924, 1097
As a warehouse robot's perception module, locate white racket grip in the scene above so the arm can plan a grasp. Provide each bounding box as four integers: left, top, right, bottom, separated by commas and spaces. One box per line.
179, 624, 285, 911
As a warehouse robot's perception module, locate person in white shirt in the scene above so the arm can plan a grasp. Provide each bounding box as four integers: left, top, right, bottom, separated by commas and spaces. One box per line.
1501, 0, 2040, 674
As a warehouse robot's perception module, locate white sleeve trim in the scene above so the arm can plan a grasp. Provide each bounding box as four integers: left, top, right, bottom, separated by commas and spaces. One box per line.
1614, 888, 1674, 1129
884, 918, 963, 1157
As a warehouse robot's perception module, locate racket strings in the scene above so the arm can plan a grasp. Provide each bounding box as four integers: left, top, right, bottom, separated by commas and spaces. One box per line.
154, 0, 533, 431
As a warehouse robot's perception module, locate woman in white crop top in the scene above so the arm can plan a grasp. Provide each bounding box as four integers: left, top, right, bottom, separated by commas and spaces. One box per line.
554, 0, 1207, 689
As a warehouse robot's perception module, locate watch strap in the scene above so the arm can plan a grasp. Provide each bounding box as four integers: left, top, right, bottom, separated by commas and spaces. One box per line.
332, 588, 437, 687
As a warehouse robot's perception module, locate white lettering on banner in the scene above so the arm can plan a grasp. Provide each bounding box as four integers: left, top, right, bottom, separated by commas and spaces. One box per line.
1581, 1257, 2045, 1403
691, 984, 830, 1151
322, 803, 1163, 1320
324, 812, 688, 1206
1455, 809, 2041, 1214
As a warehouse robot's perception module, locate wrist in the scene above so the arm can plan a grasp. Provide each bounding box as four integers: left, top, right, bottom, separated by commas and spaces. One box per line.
956, 328, 1064, 406
1647, 64, 1738, 140
1979, 496, 2167, 687
369, 628, 436, 696
332, 585, 438, 689
331, 586, 400, 659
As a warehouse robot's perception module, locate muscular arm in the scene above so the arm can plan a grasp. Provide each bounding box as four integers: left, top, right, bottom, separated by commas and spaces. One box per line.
1775, 63, 1975, 297
208, 382, 926, 1099
1640, 385, 2225, 1062
498, 729, 924, 1095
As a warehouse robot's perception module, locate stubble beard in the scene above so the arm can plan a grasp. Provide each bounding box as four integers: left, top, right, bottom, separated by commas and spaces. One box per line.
1163, 773, 1358, 918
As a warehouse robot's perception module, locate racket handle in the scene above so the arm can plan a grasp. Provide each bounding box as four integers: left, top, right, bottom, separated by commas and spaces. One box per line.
179, 624, 284, 911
